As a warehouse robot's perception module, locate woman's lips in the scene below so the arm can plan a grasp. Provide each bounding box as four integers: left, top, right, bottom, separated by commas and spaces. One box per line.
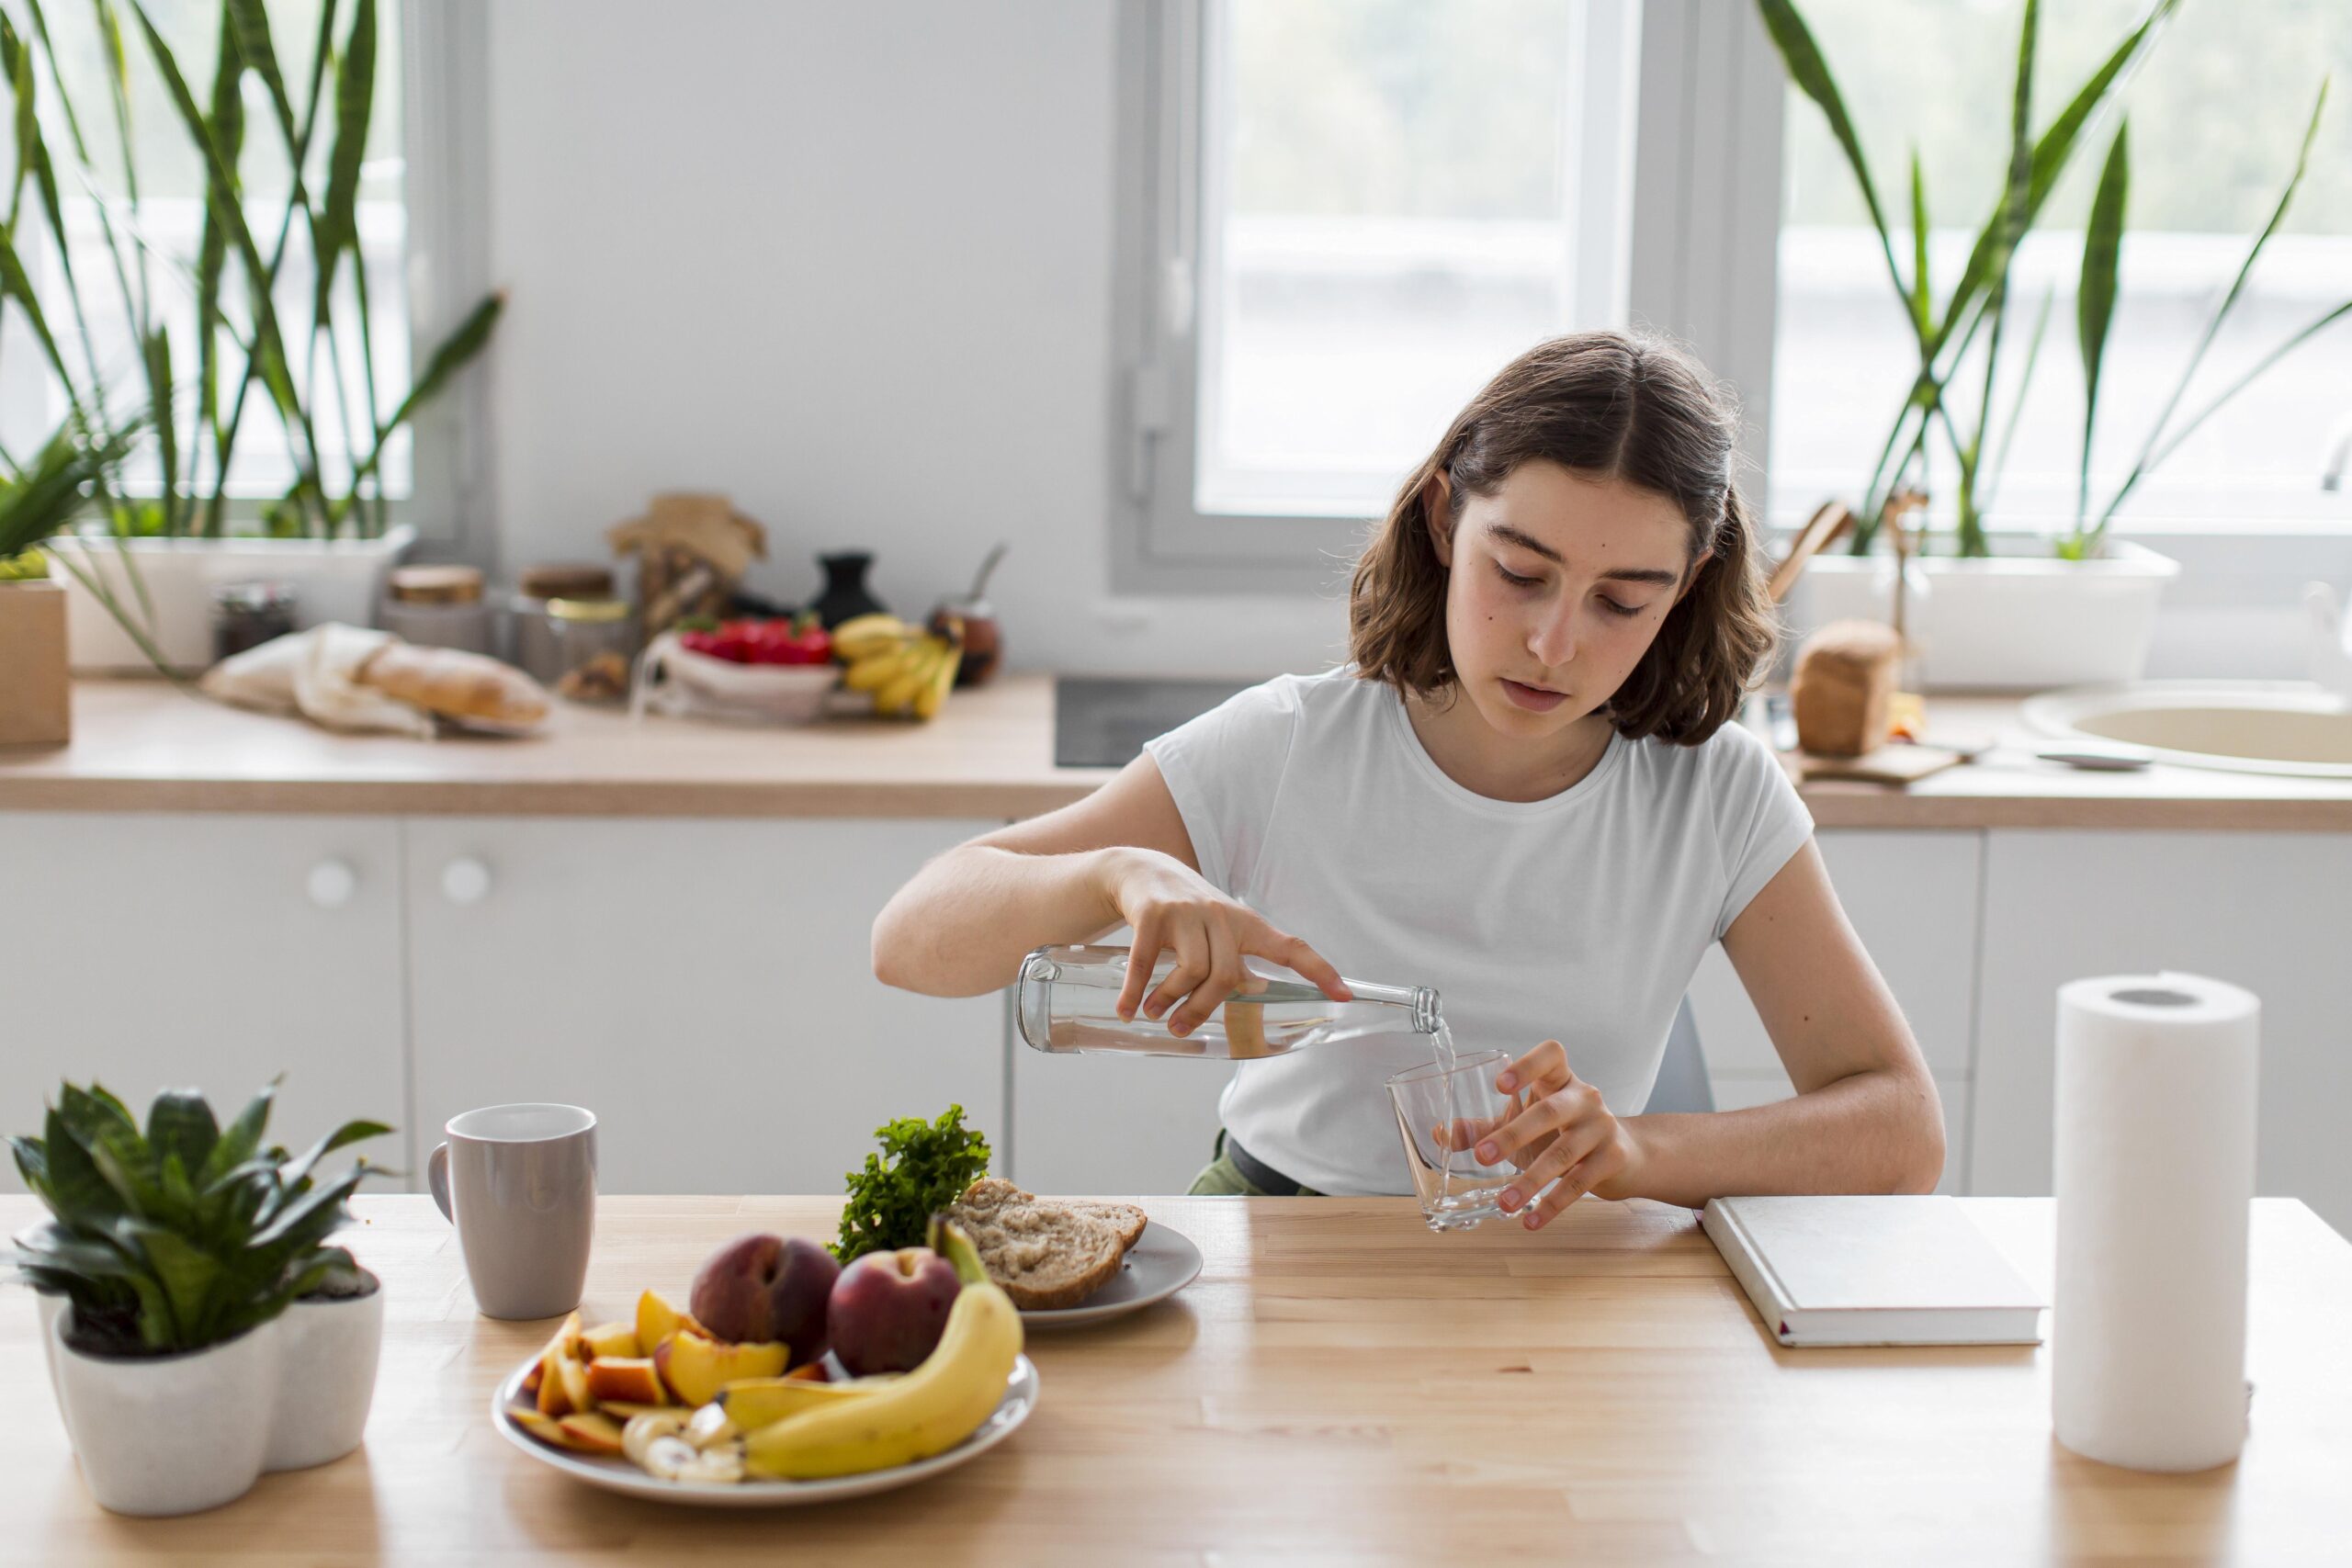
1501, 678, 1568, 713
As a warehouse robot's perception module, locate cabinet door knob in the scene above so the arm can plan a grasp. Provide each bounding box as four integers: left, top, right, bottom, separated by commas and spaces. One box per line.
306, 860, 357, 909
441, 857, 492, 906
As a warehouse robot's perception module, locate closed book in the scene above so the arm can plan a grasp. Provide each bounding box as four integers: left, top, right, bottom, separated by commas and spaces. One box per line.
1702, 1195, 2045, 1348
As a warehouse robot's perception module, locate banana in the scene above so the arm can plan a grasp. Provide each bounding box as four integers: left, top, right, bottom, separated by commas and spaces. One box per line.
842, 642, 917, 694
911, 640, 962, 719
741, 1219, 1023, 1481
874, 640, 944, 716
831, 614, 919, 662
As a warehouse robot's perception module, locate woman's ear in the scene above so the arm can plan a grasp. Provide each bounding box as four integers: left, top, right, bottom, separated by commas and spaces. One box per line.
1422, 471, 1454, 568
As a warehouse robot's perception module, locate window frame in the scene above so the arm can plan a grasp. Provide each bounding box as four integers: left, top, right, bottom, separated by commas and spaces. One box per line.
1108, 0, 1646, 594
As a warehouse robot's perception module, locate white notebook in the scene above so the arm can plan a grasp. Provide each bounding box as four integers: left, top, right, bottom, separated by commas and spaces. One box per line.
1701, 1195, 2046, 1348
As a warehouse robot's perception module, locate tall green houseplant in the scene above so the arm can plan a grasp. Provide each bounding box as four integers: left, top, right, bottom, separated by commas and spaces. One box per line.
0, 0, 501, 552
1758, 0, 2350, 559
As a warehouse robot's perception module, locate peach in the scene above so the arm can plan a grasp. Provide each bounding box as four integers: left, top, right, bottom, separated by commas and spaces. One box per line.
511, 1409, 571, 1449
583, 1356, 668, 1406
521, 1359, 544, 1396
596, 1400, 672, 1421
653, 1328, 788, 1407
827, 1247, 960, 1376
582, 1321, 640, 1360
690, 1233, 840, 1364
555, 1349, 593, 1416
554, 1411, 627, 1454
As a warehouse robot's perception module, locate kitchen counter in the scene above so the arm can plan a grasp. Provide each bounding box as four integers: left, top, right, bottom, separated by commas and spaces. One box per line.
5, 1192, 2345, 1563
6, 673, 2352, 829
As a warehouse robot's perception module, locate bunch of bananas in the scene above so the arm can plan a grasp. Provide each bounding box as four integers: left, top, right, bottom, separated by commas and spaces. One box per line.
833, 613, 963, 720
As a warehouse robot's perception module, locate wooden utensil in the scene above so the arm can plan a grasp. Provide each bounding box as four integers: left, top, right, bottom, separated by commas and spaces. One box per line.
1766, 501, 1855, 604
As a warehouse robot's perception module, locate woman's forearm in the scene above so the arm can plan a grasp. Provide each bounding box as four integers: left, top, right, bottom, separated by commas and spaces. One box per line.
872, 844, 1129, 998
1618, 1068, 1946, 1208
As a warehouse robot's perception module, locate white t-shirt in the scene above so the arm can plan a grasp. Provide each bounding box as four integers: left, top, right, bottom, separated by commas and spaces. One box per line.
1142, 667, 1814, 1196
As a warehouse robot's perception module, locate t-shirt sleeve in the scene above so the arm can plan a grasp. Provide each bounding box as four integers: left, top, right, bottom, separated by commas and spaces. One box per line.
1709, 720, 1815, 942
1140, 678, 1304, 897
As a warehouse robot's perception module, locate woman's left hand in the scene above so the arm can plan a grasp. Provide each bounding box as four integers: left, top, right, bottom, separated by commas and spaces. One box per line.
1471, 1040, 1645, 1230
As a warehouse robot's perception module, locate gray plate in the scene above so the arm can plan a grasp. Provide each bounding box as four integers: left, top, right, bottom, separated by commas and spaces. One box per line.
1018, 1221, 1204, 1328
491, 1352, 1037, 1506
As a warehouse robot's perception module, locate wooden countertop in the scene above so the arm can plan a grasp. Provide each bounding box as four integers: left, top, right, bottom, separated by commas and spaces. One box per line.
5, 1193, 2345, 1563
5, 673, 2351, 829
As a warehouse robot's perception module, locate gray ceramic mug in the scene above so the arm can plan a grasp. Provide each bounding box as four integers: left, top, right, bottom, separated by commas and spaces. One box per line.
427, 1104, 597, 1320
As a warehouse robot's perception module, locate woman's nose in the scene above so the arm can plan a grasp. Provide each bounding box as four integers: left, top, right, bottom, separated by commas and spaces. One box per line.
1528, 604, 1578, 668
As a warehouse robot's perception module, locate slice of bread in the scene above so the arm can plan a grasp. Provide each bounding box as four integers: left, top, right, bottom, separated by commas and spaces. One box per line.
948, 1179, 1132, 1310
1065, 1200, 1148, 1253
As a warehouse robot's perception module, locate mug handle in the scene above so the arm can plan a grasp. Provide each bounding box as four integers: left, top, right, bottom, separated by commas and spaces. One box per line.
428, 1141, 454, 1222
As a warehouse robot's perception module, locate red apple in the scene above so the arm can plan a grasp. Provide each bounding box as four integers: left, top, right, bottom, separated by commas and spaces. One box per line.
827, 1247, 961, 1377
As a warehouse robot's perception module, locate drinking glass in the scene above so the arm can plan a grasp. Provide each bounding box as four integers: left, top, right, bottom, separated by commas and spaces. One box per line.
1385, 1049, 1519, 1232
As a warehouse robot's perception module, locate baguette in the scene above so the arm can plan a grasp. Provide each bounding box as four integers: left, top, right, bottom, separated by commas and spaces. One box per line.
359, 643, 551, 731
947, 1178, 1133, 1310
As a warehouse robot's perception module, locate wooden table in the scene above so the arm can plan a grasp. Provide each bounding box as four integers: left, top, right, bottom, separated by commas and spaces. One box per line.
5, 1194, 2346, 1564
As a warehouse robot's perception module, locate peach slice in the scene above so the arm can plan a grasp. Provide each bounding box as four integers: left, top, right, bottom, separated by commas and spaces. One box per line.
636, 1290, 688, 1357
597, 1400, 673, 1421
653, 1329, 788, 1407
584, 1356, 668, 1406
582, 1321, 640, 1360
555, 1411, 628, 1455
536, 1344, 573, 1417
716, 1376, 878, 1431
511, 1409, 572, 1449
521, 1359, 544, 1396
556, 1348, 593, 1416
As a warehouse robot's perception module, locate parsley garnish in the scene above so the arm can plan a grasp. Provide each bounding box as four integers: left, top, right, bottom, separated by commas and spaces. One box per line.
831, 1104, 992, 1263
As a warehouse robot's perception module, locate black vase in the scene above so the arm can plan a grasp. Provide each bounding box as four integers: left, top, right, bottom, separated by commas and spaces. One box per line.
810, 552, 888, 628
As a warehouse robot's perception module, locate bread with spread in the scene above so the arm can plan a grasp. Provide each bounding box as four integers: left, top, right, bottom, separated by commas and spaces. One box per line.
946, 1178, 1147, 1310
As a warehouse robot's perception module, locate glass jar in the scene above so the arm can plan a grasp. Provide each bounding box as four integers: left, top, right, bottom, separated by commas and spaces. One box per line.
538, 597, 638, 704
1014, 944, 1440, 1060
380, 564, 492, 654
211, 581, 298, 662
511, 563, 619, 679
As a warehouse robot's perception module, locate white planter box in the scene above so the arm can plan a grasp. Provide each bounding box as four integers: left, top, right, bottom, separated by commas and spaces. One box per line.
47, 525, 415, 673
1788, 537, 2180, 691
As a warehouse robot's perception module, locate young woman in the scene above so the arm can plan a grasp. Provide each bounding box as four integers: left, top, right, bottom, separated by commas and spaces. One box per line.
873, 332, 1943, 1227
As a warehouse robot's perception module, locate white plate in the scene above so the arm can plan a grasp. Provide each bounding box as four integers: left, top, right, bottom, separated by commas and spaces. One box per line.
1018, 1221, 1204, 1328
492, 1353, 1037, 1506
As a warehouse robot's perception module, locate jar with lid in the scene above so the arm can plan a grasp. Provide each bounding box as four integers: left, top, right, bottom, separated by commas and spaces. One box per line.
211, 581, 298, 662
380, 564, 493, 654
510, 562, 617, 679
1013, 944, 1440, 1060
537, 597, 637, 704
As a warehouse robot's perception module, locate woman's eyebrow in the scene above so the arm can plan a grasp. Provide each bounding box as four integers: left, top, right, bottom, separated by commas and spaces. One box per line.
1487, 523, 1680, 585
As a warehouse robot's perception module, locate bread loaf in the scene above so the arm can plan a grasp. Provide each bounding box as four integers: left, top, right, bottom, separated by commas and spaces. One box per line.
359, 643, 550, 731
1789, 619, 1900, 757
947, 1178, 1135, 1310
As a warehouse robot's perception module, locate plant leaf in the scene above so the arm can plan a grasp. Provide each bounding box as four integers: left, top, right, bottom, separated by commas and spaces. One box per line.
1907, 146, 1930, 339
142, 1089, 220, 1175
1756, 0, 1917, 350
2075, 123, 2128, 531
198, 1078, 278, 1184
313, 0, 374, 326
277, 1119, 391, 1194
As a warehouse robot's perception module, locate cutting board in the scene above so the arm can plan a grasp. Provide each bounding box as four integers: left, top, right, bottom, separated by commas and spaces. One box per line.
1792, 743, 1965, 785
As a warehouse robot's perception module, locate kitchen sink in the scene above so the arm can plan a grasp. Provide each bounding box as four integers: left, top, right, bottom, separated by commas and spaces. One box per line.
1054, 676, 1261, 768
2021, 681, 2352, 778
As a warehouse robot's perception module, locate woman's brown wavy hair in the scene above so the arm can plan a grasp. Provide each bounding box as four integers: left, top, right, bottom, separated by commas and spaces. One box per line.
1349, 331, 1778, 745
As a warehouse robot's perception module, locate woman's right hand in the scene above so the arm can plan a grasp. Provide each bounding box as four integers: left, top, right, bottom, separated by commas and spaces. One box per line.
1098, 848, 1351, 1037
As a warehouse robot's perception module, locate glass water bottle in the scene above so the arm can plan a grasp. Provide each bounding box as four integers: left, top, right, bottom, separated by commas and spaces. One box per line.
1015, 944, 1441, 1060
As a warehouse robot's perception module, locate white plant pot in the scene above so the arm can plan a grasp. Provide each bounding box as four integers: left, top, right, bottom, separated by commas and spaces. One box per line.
47, 524, 416, 673
44, 1277, 384, 1517
1789, 537, 2180, 691
266, 1279, 384, 1471
51, 1310, 283, 1517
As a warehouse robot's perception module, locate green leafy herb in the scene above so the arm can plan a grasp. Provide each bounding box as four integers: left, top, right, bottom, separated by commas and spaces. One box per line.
832, 1105, 990, 1264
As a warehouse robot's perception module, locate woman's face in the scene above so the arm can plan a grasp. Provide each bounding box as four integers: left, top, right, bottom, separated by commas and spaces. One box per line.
1428, 459, 1703, 739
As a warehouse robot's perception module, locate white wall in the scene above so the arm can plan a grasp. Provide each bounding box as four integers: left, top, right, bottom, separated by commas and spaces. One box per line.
483, 0, 1351, 679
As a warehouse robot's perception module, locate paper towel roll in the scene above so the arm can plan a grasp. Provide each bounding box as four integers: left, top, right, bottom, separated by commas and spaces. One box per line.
2052, 971, 2259, 1471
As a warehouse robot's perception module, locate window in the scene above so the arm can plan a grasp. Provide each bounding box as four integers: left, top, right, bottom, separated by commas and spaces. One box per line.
1118, 0, 1640, 589
1, 0, 446, 524
1768, 0, 2352, 535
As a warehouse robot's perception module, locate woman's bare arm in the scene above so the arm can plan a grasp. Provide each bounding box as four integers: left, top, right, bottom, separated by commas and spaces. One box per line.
870, 754, 1199, 997
1616, 840, 1947, 1203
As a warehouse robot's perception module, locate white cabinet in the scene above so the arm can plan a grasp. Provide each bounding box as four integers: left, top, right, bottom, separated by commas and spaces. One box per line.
401, 818, 1004, 1195
1971, 830, 2352, 1235
0, 813, 410, 1189
1686, 830, 1982, 1193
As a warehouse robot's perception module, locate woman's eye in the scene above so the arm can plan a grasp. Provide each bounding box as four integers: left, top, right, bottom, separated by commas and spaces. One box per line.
1599, 597, 1643, 619
1491, 562, 1540, 589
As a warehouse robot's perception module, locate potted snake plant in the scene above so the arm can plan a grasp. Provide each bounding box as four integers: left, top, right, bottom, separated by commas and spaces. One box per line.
10, 1080, 391, 1516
